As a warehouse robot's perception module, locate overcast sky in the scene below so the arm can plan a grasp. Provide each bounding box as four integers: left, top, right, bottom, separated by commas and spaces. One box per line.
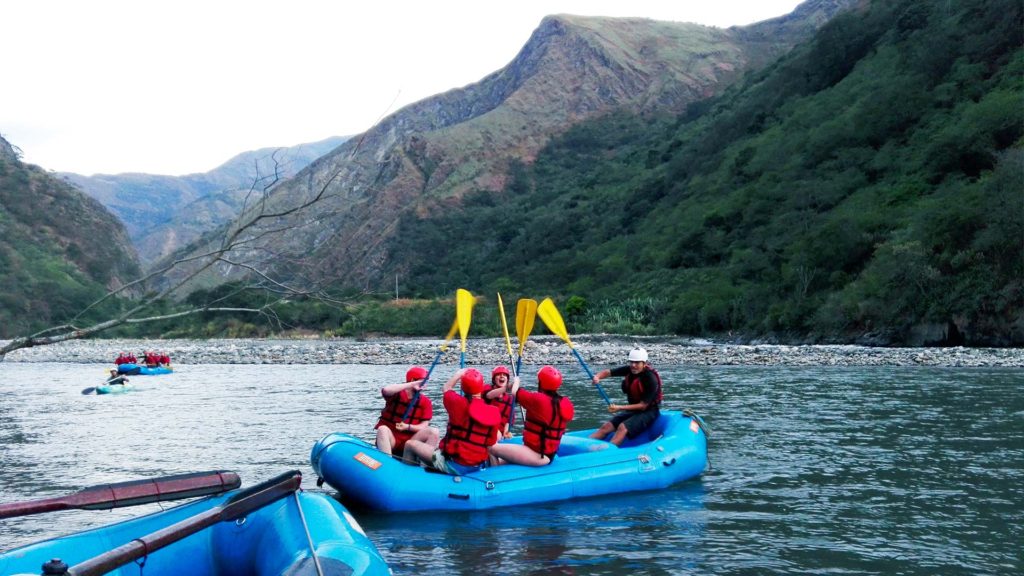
2, 1, 802, 176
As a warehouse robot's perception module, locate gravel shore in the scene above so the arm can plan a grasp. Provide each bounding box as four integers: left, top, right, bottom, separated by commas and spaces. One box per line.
3, 336, 1022, 368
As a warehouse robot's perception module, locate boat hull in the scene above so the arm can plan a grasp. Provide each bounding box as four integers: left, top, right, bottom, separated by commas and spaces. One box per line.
96, 382, 134, 394
311, 410, 708, 512
116, 363, 173, 375
0, 491, 389, 576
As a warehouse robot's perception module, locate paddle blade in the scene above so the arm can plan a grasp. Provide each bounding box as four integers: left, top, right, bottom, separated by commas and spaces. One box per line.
0, 470, 241, 519
497, 293, 514, 357
456, 288, 474, 353
439, 317, 459, 352
516, 298, 538, 356
537, 298, 572, 346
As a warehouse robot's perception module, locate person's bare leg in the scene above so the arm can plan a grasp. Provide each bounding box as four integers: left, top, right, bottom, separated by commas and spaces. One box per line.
489, 443, 550, 466
589, 422, 614, 440
375, 427, 395, 454
609, 423, 629, 446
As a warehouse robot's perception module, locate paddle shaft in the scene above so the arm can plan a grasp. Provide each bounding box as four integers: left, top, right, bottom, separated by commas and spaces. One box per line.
400, 319, 458, 421
400, 348, 444, 422
67, 471, 302, 576
572, 348, 611, 405
0, 471, 241, 519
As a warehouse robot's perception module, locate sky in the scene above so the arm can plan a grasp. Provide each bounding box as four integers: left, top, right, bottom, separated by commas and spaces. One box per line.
2, 1, 802, 176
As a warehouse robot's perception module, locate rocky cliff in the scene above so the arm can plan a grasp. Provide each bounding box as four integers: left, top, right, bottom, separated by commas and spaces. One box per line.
185, 0, 856, 292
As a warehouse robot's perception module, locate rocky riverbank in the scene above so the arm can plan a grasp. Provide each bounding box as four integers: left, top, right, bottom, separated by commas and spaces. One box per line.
3, 336, 1022, 367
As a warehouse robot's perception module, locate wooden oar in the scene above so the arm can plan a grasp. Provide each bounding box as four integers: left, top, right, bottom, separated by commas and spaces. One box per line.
401, 317, 459, 422
456, 288, 475, 368
514, 298, 538, 375
67, 470, 302, 576
0, 470, 241, 519
537, 297, 611, 405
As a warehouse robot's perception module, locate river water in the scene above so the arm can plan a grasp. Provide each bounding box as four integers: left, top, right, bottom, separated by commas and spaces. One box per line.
0, 361, 1021, 575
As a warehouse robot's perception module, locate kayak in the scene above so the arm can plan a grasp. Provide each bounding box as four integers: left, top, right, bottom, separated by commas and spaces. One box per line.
0, 471, 390, 576
95, 382, 134, 394
116, 363, 173, 375
311, 409, 709, 512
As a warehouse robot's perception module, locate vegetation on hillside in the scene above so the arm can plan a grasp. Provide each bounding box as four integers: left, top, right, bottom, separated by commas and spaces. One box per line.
3, 0, 1020, 347
383, 0, 1023, 345
0, 141, 141, 338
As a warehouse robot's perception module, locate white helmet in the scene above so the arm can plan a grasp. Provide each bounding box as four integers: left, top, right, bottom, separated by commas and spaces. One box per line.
628, 347, 648, 362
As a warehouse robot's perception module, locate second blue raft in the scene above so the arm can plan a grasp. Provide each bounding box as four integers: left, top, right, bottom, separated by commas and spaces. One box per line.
311, 409, 709, 512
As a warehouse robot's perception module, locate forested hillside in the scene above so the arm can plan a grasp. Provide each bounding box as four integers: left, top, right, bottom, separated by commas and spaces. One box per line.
0, 137, 140, 338
384, 0, 1023, 345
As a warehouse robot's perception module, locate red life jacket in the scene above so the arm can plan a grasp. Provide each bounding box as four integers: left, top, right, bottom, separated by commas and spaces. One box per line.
523, 392, 574, 458
622, 366, 663, 408
486, 385, 514, 428
441, 397, 500, 466
376, 390, 431, 431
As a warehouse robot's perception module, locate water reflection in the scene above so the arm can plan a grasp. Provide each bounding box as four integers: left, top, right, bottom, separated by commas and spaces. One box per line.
358, 481, 707, 575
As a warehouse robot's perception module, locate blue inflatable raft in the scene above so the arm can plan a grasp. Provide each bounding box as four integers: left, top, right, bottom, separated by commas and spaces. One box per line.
116, 363, 173, 375
311, 409, 709, 512
0, 471, 390, 576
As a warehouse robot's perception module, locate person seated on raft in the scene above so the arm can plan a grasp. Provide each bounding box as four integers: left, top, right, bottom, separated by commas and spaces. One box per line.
404, 368, 501, 475
489, 365, 574, 467
159, 351, 171, 367
143, 351, 160, 368
484, 365, 515, 439
374, 366, 434, 456
588, 347, 663, 446
105, 369, 129, 386
114, 352, 129, 366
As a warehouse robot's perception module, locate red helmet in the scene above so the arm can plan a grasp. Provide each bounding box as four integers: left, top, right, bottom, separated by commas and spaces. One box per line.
491, 365, 510, 383
406, 366, 428, 382
537, 365, 563, 391
461, 368, 485, 395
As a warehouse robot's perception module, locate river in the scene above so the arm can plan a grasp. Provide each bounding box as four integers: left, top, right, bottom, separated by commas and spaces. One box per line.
1, 361, 1021, 575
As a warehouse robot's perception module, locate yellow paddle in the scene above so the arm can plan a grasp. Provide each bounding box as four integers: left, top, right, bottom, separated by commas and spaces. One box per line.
515, 298, 538, 373
456, 288, 475, 367
537, 297, 611, 405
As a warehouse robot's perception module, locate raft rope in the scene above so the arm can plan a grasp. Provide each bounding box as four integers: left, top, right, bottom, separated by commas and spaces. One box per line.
132, 538, 148, 575
293, 491, 325, 576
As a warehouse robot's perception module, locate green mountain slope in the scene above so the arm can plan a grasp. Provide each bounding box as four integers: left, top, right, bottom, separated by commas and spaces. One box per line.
384, 0, 1023, 345
172, 2, 852, 295
0, 137, 141, 338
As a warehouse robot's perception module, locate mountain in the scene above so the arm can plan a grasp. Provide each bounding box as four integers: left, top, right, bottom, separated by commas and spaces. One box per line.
0, 136, 140, 338
62, 135, 348, 265
385, 0, 1023, 345
179, 0, 855, 292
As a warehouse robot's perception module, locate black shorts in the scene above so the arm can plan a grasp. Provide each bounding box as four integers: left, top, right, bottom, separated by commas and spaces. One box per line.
610, 408, 660, 439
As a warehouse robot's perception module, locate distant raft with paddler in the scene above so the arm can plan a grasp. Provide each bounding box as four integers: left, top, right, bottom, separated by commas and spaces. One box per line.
311, 409, 709, 512
0, 470, 390, 576
116, 363, 173, 375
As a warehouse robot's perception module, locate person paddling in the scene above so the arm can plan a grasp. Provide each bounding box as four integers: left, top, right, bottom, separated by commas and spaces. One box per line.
105, 369, 129, 386
374, 366, 434, 456
489, 365, 574, 467
404, 368, 501, 475
483, 365, 515, 439
588, 347, 662, 446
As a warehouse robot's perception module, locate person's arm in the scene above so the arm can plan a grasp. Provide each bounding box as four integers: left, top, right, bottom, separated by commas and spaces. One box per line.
381, 379, 421, 397
484, 386, 504, 400
443, 369, 464, 394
